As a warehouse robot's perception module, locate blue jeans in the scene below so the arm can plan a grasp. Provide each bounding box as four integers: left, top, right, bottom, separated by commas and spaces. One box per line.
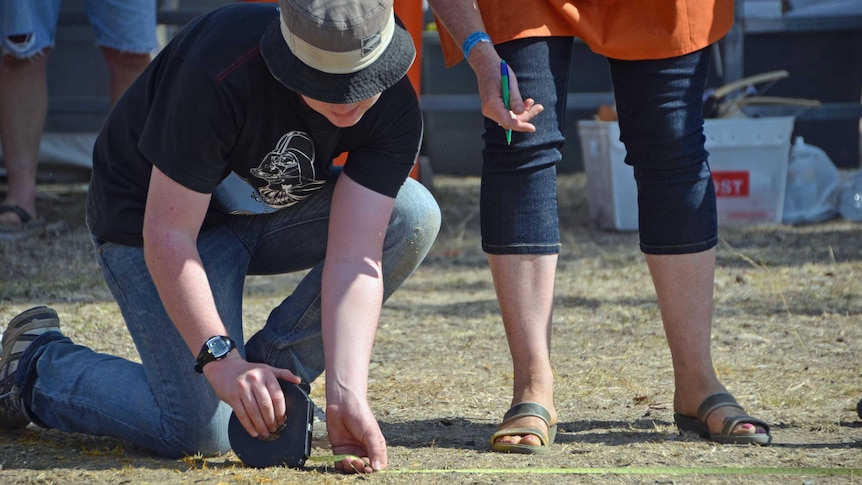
483, 37, 717, 255
16, 177, 440, 458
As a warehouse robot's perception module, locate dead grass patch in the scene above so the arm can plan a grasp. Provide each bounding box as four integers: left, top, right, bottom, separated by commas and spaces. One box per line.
0, 173, 860, 484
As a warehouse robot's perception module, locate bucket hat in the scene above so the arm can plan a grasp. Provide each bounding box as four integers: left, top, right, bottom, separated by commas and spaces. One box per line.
260, 0, 416, 104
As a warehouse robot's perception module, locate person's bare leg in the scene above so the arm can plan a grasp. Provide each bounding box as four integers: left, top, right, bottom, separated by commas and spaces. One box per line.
646, 249, 767, 436
487, 253, 557, 446
99, 47, 150, 105
0, 50, 49, 225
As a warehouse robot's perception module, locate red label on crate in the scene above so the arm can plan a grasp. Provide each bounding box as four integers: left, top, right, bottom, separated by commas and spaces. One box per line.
712, 171, 750, 197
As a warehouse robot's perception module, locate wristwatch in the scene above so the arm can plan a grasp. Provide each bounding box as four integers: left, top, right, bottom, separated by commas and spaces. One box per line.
195, 335, 236, 373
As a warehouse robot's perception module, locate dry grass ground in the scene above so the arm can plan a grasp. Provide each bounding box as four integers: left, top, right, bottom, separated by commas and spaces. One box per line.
0, 173, 861, 484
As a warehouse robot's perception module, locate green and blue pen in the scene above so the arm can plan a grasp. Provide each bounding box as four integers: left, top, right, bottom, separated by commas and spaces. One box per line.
500, 60, 512, 145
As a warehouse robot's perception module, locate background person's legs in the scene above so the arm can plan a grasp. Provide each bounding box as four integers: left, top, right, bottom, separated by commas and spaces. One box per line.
479, 37, 574, 449
88, 0, 156, 104
0, 50, 49, 226
0, 44, 149, 231
99, 47, 150, 104
487, 252, 557, 447
610, 47, 768, 439
0, 0, 61, 232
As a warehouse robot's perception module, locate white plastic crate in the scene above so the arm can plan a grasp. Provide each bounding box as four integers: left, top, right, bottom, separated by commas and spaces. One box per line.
577, 117, 795, 231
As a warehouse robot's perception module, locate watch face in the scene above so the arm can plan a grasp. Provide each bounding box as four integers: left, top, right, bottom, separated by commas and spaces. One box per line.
208, 337, 232, 358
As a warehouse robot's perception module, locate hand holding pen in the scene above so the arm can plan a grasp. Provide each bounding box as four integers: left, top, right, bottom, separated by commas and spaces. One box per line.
486, 59, 543, 144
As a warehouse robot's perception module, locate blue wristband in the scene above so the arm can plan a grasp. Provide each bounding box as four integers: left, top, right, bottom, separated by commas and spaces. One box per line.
461, 31, 492, 59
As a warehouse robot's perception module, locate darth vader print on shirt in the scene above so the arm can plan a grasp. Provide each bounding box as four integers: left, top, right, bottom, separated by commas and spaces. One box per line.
251, 131, 326, 208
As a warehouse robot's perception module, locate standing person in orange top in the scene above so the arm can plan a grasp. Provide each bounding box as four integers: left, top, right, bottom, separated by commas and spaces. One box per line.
427, 0, 772, 453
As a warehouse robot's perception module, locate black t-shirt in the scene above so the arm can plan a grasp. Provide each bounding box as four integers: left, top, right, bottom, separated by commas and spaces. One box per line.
87, 3, 422, 246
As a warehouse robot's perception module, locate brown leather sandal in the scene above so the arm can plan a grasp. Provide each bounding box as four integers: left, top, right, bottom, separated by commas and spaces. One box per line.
490, 402, 557, 454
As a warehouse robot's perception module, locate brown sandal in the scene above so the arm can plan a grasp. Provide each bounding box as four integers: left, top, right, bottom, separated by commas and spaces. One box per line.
0, 205, 64, 241
674, 392, 772, 445
490, 402, 557, 454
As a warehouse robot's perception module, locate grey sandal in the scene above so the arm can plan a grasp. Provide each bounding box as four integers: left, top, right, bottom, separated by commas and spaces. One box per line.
674, 392, 772, 445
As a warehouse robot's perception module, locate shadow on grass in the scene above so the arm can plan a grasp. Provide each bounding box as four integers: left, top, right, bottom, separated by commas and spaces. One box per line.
380, 417, 673, 451
379, 416, 862, 452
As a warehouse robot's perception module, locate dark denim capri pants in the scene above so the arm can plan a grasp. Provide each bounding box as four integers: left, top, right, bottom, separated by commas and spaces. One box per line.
481, 37, 718, 256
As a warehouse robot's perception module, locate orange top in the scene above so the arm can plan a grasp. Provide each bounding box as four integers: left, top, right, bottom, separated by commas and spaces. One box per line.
437, 0, 734, 67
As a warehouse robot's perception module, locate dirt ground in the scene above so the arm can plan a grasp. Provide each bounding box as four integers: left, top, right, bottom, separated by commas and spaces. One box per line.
1, 172, 861, 484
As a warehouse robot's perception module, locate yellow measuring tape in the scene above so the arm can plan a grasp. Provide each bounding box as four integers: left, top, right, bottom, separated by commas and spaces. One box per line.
305, 457, 861, 477
384, 467, 861, 476
305, 454, 362, 464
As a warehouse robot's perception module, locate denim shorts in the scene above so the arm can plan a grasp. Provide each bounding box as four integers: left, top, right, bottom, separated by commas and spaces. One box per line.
483, 37, 718, 256
0, 0, 157, 59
